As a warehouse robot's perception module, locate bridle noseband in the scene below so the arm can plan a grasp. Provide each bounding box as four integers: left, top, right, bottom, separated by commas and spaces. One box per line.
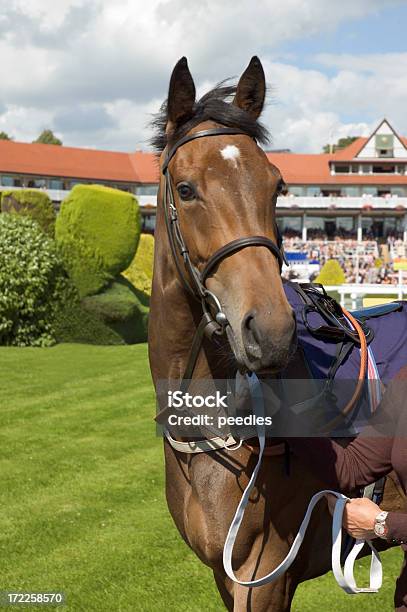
161, 126, 286, 382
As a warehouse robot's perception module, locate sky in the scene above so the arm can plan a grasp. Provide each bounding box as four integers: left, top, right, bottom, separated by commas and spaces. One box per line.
1, 0, 407, 153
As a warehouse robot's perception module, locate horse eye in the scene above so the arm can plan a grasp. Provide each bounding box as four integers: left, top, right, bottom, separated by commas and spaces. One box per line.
177, 182, 196, 201
277, 179, 286, 195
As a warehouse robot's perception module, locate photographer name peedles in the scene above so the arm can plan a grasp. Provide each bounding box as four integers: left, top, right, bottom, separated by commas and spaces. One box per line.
167, 414, 273, 427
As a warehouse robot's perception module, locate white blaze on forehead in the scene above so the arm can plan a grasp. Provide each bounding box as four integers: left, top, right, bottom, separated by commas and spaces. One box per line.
220, 144, 240, 167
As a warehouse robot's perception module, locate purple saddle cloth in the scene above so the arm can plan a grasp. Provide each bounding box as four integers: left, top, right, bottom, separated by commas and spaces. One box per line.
284, 282, 407, 385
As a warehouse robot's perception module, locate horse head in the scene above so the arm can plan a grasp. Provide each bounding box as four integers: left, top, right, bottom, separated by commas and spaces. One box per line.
154, 56, 297, 374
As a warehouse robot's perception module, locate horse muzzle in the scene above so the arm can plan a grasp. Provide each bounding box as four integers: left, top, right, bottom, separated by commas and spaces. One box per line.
239, 308, 297, 372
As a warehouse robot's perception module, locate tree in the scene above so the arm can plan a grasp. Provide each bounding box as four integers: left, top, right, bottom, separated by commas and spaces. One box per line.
34, 129, 62, 146
316, 259, 346, 286
0, 131, 12, 140
323, 136, 358, 154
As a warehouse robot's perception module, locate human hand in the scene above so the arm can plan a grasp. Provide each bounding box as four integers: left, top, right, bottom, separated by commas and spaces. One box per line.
342, 498, 382, 540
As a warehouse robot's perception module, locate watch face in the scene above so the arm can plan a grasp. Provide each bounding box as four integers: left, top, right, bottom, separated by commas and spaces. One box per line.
375, 523, 386, 537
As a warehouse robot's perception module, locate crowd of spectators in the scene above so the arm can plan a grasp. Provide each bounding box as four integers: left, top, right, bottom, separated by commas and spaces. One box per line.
282, 234, 406, 285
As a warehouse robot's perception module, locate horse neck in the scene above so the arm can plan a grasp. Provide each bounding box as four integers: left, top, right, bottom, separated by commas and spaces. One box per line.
149, 197, 225, 386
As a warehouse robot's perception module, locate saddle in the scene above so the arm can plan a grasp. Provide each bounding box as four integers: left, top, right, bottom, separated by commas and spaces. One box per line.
284, 281, 407, 386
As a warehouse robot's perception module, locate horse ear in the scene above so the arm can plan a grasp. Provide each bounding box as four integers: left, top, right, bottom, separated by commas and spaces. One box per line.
233, 56, 266, 119
166, 57, 196, 134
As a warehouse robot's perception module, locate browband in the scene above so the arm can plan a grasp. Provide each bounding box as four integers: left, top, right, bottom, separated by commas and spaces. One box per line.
162, 127, 248, 174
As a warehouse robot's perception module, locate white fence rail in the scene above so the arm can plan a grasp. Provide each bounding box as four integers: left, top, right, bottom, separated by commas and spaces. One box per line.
323, 283, 407, 308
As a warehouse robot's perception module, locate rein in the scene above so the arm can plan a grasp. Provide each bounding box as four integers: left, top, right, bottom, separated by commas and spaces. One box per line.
222, 374, 383, 595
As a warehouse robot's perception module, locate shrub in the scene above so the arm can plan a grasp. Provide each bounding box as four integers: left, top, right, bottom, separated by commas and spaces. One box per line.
1, 189, 56, 236
55, 185, 141, 298
82, 275, 149, 344
53, 289, 124, 345
316, 259, 346, 286
123, 233, 154, 295
0, 214, 68, 346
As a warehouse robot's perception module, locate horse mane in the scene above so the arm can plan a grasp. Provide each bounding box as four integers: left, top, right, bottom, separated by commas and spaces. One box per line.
150, 81, 270, 152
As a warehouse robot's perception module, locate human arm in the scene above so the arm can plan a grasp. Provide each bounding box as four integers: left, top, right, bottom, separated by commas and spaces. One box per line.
289, 434, 393, 492
288, 375, 404, 491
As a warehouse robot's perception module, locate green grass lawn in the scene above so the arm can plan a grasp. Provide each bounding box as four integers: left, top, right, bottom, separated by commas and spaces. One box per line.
0, 344, 402, 611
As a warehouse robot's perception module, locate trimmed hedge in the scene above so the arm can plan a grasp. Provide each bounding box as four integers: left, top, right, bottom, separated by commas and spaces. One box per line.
316, 259, 346, 285
53, 290, 124, 345
0, 214, 67, 346
55, 185, 141, 297
1, 189, 56, 236
82, 275, 149, 344
123, 233, 154, 295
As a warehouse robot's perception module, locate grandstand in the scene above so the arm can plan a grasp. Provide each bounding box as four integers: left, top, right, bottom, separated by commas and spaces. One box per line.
1, 118, 407, 286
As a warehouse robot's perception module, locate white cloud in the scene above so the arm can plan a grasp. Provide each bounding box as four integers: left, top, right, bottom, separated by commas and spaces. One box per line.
257, 55, 407, 152
0, 105, 54, 143
0, 0, 405, 151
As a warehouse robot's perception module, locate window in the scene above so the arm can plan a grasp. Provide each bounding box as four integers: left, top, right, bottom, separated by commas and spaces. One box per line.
375, 134, 394, 158
334, 165, 350, 173
351, 164, 359, 173
1, 175, 14, 186
362, 165, 371, 174
361, 187, 377, 196
27, 178, 46, 188
49, 179, 63, 190
279, 216, 302, 236
337, 217, 354, 231
391, 187, 407, 197
305, 216, 324, 230
287, 186, 304, 196
372, 164, 396, 174
362, 217, 374, 238
135, 184, 158, 196
341, 187, 359, 197
379, 149, 394, 158
306, 186, 321, 197
321, 189, 340, 197
142, 214, 156, 232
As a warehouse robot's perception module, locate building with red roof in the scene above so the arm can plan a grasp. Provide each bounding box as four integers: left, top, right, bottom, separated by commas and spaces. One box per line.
1, 119, 407, 240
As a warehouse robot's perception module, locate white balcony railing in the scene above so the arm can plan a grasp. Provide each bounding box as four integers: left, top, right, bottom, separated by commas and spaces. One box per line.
1, 186, 407, 212
277, 195, 407, 210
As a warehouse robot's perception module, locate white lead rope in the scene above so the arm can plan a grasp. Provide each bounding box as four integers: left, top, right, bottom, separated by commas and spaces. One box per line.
222, 373, 382, 594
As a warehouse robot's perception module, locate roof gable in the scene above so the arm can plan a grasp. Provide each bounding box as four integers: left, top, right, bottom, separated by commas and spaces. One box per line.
355, 119, 407, 159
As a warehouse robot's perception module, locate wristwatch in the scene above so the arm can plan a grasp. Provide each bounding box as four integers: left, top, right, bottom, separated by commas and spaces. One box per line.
374, 510, 389, 539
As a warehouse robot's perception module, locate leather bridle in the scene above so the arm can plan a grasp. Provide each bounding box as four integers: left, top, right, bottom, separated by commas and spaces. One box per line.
161, 126, 286, 384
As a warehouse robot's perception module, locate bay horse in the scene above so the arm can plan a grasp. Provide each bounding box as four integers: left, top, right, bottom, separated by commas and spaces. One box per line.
148, 57, 403, 611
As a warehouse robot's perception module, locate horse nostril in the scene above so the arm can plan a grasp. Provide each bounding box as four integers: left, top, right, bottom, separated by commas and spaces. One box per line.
243, 309, 257, 333
242, 309, 262, 356
243, 310, 253, 327
241, 307, 297, 369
